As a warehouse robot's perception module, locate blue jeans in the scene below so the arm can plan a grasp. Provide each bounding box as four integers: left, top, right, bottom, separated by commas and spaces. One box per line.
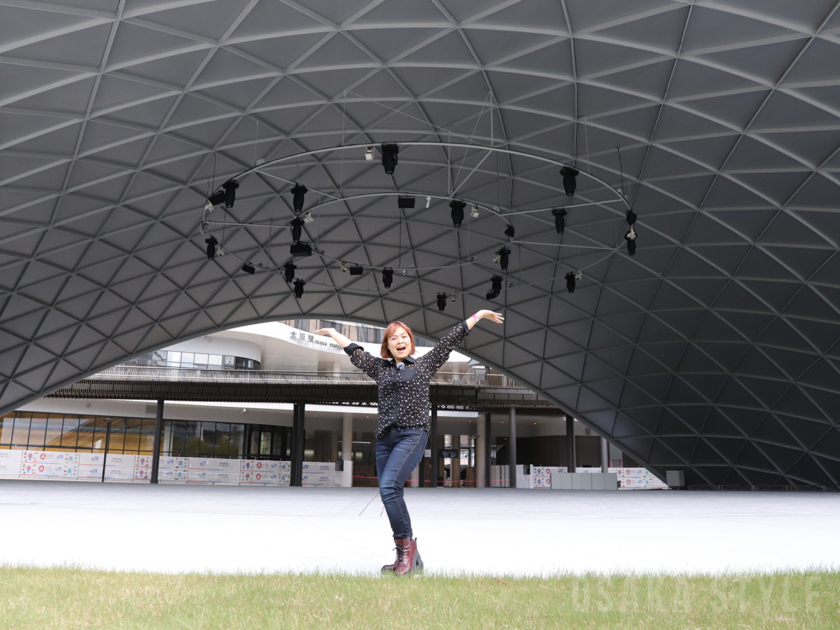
376, 427, 428, 539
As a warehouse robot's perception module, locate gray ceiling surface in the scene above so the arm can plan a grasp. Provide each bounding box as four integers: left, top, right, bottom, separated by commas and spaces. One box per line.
3, 0, 840, 488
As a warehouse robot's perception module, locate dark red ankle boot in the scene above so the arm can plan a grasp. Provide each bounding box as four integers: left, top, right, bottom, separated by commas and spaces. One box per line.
393, 537, 423, 576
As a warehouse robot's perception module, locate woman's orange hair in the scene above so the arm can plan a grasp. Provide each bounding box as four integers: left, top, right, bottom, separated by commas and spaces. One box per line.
381, 321, 416, 359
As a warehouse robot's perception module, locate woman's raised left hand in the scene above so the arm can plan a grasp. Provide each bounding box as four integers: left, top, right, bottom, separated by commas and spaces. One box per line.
477, 310, 504, 324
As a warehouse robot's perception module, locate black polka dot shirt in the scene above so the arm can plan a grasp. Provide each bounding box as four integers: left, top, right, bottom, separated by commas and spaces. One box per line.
343, 321, 471, 438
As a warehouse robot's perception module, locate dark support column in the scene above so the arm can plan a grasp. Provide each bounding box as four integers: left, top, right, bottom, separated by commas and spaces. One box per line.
150, 399, 164, 485
291, 402, 306, 487
484, 412, 491, 489
100, 419, 113, 483
601, 437, 609, 473
566, 415, 576, 473
508, 407, 517, 489
297, 403, 306, 480
430, 403, 439, 487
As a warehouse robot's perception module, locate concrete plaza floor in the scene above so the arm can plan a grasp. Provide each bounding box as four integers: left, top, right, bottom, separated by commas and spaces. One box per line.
0, 480, 838, 576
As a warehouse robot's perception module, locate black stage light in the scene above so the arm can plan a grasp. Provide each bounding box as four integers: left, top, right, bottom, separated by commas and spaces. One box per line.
349, 265, 363, 276
290, 242, 312, 257
504, 224, 515, 239
486, 274, 502, 300
398, 195, 415, 209
381, 143, 399, 175
552, 208, 567, 234
450, 200, 465, 227
290, 217, 304, 243
291, 183, 307, 214
223, 179, 239, 208
437, 293, 446, 311
382, 268, 393, 289
626, 209, 637, 226
205, 235, 218, 260
625, 227, 637, 257
294, 279, 305, 299
242, 262, 255, 275
497, 247, 510, 272
284, 261, 296, 283
565, 271, 576, 293
491, 275, 502, 295
208, 190, 225, 207
560, 166, 578, 197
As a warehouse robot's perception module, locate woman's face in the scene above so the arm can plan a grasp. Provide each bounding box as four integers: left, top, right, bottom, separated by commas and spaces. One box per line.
387, 326, 412, 361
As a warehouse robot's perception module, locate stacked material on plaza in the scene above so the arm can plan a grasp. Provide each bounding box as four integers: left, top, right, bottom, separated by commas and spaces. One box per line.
616, 468, 669, 489
0, 450, 341, 487
490, 464, 668, 490
301, 462, 335, 487
531, 466, 568, 488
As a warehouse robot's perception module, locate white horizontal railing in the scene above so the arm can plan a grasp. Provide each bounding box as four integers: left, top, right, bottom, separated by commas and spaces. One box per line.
85, 366, 526, 388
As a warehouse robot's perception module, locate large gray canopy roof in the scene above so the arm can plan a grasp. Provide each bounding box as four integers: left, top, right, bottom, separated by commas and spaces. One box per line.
2, 0, 840, 488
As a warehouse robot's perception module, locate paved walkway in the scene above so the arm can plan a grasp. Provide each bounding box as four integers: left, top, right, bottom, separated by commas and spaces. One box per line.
1, 481, 838, 576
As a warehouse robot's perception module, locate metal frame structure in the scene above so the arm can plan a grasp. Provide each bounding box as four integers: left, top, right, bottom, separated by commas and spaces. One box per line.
2, 1, 840, 488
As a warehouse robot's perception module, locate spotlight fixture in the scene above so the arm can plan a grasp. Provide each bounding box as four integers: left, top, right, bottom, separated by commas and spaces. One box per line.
284, 261, 296, 283
398, 195, 415, 209
340, 261, 347, 273
291, 183, 307, 214
365, 146, 374, 161
381, 143, 399, 175
290, 242, 312, 257
487, 275, 502, 300
204, 200, 215, 213
450, 199, 465, 227
451, 294, 456, 302
552, 208, 567, 234
560, 166, 579, 197
436, 293, 447, 311
303, 211, 314, 224
626, 209, 637, 226
565, 270, 582, 293
205, 235, 218, 261
382, 267, 393, 289
223, 179, 239, 208
492, 275, 503, 295
426, 195, 431, 209
625, 226, 637, 256
470, 204, 480, 218
290, 218, 304, 243
504, 224, 515, 239
496, 247, 510, 272
207, 190, 225, 207
349, 265, 363, 276
294, 279, 305, 299
242, 262, 255, 275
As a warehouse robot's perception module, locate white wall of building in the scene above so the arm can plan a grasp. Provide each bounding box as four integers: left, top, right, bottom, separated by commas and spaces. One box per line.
161, 335, 262, 363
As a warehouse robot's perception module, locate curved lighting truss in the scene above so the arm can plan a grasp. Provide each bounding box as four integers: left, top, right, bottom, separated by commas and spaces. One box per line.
200, 141, 634, 296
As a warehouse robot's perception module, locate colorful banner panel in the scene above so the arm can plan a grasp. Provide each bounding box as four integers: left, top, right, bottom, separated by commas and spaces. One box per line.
19, 451, 79, 479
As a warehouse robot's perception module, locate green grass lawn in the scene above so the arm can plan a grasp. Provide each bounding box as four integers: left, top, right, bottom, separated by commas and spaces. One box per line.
0, 567, 837, 629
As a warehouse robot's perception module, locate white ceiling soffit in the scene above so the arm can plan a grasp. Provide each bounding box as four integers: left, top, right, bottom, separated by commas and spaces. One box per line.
2, 0, 840, 488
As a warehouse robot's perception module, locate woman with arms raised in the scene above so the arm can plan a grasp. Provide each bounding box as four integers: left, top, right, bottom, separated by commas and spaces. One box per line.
316, 309, 504, 576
